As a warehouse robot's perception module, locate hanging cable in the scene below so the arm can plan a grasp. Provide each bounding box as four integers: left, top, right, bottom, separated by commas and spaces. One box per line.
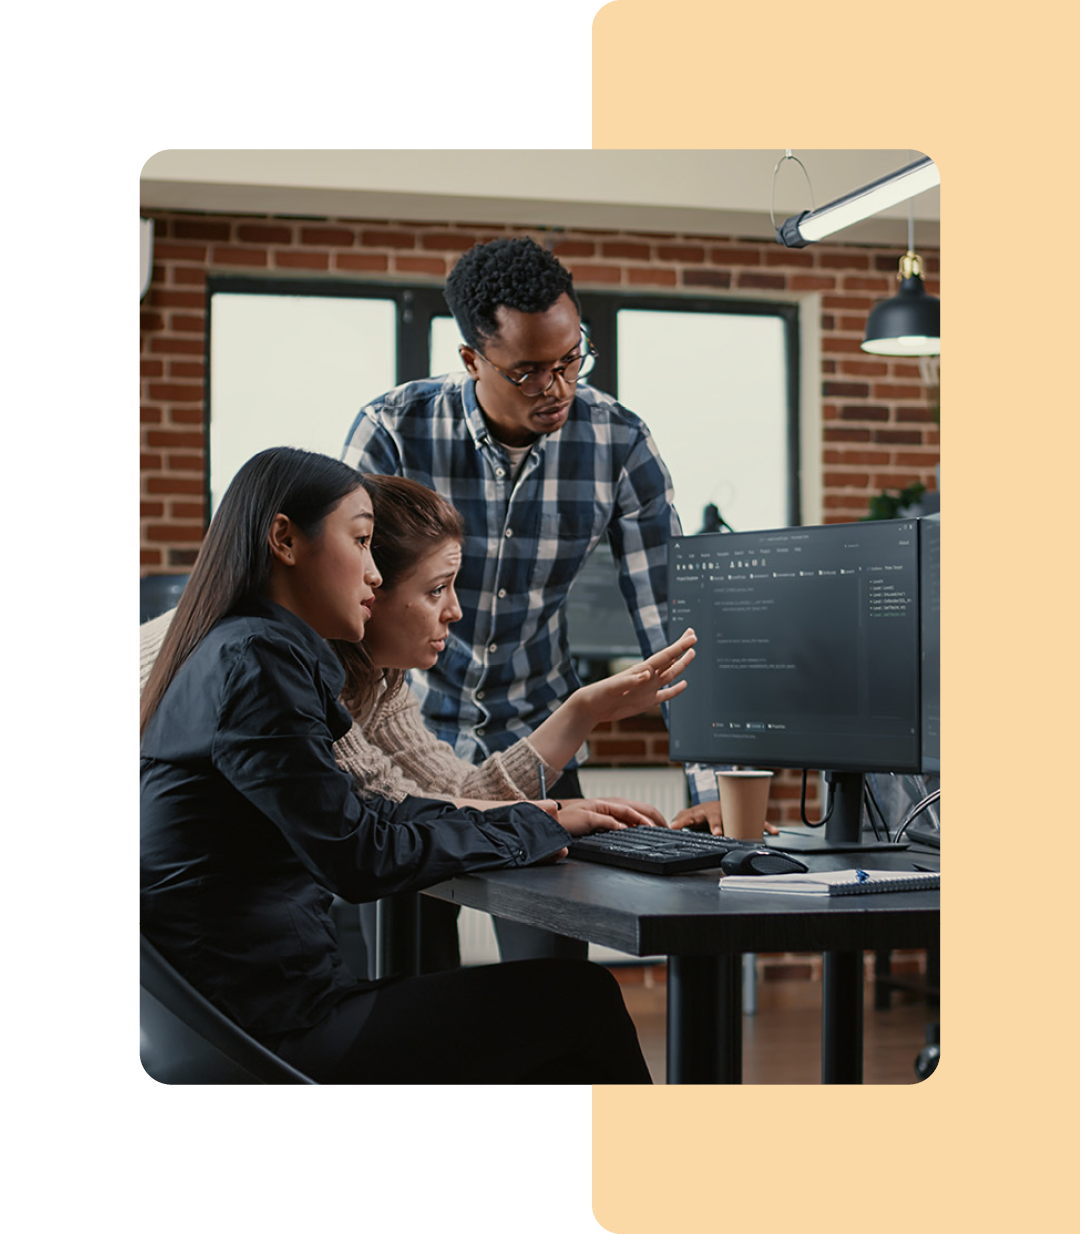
862, 778, 891, 842
799, 769, 833, 828
770, 150, 815, 235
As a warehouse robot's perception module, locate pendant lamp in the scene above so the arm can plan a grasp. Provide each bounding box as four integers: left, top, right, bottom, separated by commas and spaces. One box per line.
861, 250, 940, 356
769, 151, 941, 356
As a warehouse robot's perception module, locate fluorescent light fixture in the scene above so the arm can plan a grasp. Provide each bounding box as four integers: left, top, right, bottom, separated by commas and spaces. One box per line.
775, 156, 939, 248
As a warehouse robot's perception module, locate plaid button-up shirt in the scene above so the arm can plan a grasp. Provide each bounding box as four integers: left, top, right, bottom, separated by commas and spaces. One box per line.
343, 372, 715, 801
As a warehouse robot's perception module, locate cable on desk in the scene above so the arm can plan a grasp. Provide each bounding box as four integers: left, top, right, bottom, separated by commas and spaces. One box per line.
893, 788, 942, 844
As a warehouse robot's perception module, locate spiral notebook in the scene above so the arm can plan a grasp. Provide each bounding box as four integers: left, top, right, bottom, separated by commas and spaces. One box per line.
719, 868, 940, 896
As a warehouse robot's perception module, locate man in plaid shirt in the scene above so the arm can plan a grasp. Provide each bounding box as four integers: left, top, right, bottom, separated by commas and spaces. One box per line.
342, 237, 716, 965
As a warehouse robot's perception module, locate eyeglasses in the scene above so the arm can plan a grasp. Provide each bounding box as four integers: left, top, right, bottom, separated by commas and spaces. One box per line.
465, 331, 598, 397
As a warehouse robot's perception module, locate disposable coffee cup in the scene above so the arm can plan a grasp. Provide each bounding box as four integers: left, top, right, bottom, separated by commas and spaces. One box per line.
716, 770, 774, 841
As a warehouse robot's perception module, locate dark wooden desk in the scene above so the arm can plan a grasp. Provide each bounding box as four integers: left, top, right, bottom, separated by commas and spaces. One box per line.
421, 850, 940, 1084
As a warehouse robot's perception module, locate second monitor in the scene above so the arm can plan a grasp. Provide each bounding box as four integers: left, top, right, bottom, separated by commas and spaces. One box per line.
667, 515, 939, 846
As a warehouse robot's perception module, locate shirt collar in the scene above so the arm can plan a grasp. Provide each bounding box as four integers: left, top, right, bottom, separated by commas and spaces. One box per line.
234, 596, 347, 694
461, 375, 494, 448
461, 374, 573, 455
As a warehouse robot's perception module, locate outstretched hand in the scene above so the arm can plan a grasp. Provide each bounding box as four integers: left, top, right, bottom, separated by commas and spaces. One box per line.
574, 629, 697, 726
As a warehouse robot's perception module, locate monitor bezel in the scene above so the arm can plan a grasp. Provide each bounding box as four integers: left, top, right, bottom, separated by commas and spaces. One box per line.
665, 516, 932, 775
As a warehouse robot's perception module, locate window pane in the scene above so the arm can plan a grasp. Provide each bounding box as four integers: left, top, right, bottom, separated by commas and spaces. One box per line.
617, 309, 790, 533
430, 315, 465, 376
209, 293, 396, 512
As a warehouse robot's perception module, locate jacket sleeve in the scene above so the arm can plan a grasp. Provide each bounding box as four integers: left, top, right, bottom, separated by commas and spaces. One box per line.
212, 636, 570, 903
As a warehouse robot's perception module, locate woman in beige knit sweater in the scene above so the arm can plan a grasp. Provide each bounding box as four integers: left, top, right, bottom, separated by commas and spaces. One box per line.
140, 474, 696, 816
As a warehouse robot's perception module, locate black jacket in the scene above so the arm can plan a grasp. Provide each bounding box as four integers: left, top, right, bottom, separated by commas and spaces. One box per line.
140, 599, 570, 1038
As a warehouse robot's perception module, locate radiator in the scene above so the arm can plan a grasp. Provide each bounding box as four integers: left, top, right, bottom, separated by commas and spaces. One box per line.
459, 767, 689, 966
577, 766, 689, 821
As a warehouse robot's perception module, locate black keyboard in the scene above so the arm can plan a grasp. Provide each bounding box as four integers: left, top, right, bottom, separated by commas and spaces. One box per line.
569, 827, 751, 875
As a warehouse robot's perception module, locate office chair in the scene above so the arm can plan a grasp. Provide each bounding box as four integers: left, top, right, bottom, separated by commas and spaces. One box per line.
140, 573, 190, 625
915, 1023, 940, 1080
140, 934, 316, 1084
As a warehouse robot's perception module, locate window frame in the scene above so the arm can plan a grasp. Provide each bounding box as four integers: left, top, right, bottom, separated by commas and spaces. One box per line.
204, 274, 451, 524
576, 290, 802, 527
203, 276, 802, 529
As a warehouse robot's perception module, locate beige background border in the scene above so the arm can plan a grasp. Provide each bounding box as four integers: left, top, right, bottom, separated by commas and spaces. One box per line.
12, 0, 1076, 1219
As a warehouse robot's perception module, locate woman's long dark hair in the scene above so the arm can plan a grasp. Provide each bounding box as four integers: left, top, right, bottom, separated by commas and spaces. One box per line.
140, 447, 371, 737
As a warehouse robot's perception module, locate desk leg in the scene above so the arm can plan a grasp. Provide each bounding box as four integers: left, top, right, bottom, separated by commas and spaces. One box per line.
374, 892, 420, 980
667, 954, 742, 1084
822, 950, 863, 1083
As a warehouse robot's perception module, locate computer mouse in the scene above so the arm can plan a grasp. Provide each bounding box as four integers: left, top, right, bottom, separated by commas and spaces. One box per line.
720, 848, 810, 876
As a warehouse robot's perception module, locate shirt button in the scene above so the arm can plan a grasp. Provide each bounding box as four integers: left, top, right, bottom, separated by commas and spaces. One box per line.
476, 727, 485, 736
476, 690, 485, 700
489, 643, 497, 653
497, 589, 507, 599
504, 528, 513, 538
496, 467, 506, 478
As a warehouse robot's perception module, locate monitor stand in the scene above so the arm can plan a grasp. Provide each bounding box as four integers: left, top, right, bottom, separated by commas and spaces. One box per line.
770, 771, 909, 855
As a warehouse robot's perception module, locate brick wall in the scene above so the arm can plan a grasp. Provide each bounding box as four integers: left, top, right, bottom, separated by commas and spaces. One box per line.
140, 208, 938, 986
139, 209, 940, 821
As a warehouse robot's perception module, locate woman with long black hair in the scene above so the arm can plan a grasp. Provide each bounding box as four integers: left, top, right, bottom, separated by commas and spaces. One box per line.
141, 446, 653, 1083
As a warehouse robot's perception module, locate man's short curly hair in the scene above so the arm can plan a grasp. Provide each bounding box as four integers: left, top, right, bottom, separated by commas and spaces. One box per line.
444, 237, 581, 349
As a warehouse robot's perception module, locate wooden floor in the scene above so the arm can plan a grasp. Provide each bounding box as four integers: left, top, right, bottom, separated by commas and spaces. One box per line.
614, 966, 937, 1085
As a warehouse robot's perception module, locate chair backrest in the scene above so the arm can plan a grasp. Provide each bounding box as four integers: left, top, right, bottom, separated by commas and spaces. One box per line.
140, 574, 190, 625
140, 934, 316, 1084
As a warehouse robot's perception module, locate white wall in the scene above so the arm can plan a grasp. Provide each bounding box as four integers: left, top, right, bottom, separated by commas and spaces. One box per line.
141, 149, 940, 246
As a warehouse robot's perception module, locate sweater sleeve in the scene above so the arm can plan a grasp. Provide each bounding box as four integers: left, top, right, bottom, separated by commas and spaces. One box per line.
331, 714, 425, 802
361, 684, 560, 802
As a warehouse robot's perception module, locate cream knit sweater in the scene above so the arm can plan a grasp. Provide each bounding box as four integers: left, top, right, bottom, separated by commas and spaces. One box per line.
139, 609, 557, 804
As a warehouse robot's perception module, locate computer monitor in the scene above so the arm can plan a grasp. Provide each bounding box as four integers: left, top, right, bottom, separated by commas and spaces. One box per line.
667, 515, 940, 848
920, 512, 940, 774
565, 541, 642, 662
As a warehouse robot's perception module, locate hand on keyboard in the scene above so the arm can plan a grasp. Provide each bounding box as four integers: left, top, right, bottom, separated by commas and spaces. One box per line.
534, 796, 665, 837
572, 796, 666, 829
670, 800, 780, 837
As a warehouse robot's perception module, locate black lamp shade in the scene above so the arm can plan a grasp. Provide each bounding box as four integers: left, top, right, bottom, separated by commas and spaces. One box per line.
862, 274, 940, 355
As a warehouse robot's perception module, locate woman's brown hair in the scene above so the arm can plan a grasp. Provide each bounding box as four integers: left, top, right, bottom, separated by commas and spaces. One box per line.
352, 474, 465, 714
362, 473, 465, 590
